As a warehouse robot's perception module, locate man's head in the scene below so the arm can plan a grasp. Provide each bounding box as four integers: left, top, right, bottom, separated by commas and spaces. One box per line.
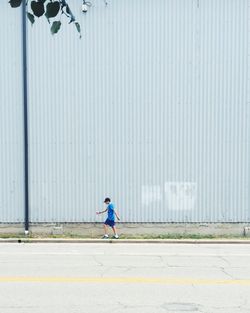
104, 197, 111, 204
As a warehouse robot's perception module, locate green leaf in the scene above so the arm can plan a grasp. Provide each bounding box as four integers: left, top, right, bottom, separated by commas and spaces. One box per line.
9, 0, 22, 8
51, 21, 61, 35
74, 22, 82, 38
74, 22, 81, 33
27, 12, 35, 25
45, 12, 51, 24
31, 1, 45, 18
69, 16, 76, 24
66, 5, 70, 15
46, 1, 60, 18
65, 5, 75, 23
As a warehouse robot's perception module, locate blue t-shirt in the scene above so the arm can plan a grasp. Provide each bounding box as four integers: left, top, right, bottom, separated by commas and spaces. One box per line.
107, 203, 115, 221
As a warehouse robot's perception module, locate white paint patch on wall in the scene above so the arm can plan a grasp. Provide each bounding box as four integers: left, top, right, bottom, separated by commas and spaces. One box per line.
165, 182, 197, 211
141, 185, 162, 207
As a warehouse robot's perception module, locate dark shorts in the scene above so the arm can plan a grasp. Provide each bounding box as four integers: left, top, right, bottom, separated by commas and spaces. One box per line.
104, 219, 115, 227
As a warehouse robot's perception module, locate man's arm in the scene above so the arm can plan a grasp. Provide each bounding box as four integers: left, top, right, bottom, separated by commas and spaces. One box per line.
96, 209, 107, 215
114, 210, 120, 220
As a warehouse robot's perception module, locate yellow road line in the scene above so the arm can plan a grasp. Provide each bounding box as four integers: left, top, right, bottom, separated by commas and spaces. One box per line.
0, 277, 249, 285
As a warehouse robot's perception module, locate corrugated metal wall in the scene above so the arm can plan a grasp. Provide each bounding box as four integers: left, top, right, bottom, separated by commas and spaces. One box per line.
0, 2, 24, 222
1, 0, 250, 222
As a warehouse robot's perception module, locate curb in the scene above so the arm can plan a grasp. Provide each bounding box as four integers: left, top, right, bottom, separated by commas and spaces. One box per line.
0, 238, 250, 244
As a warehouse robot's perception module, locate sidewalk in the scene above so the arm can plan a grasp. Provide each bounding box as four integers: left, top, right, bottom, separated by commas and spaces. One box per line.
1, 238, 250, 244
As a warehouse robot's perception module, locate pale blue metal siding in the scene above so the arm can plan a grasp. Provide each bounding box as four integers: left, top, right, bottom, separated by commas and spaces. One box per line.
1, 0, 250, 222
0, 2, 24, 222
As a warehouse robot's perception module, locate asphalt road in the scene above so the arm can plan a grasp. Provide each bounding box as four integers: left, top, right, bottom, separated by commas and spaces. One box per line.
0, 243, 249, 313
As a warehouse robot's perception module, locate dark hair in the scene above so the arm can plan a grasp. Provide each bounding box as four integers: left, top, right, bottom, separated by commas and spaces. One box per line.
104, 197, 111, 203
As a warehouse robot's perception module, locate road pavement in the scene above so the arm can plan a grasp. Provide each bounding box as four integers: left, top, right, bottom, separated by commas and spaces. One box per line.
0, 243, 249, 313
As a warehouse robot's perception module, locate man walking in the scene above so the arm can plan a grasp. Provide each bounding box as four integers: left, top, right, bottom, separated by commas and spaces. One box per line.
96, 198, 120, 239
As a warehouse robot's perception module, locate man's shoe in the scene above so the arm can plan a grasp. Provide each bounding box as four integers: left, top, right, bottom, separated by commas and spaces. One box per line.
112, 235, 119, 239
102, 235, 109, 239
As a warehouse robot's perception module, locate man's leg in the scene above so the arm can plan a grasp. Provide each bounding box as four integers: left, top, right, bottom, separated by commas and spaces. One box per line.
103, 224, 109, 238
111, 226, 119, 238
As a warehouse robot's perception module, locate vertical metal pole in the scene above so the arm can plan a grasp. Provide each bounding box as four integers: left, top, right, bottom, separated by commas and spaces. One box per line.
22, 1, 29, 235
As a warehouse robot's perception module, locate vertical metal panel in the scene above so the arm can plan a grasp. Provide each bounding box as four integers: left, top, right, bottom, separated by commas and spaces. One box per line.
25, 0, 250, 222
0, 3, 24, 222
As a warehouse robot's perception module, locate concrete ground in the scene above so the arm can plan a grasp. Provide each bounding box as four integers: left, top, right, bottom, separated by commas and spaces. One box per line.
0, 243, 249, 313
